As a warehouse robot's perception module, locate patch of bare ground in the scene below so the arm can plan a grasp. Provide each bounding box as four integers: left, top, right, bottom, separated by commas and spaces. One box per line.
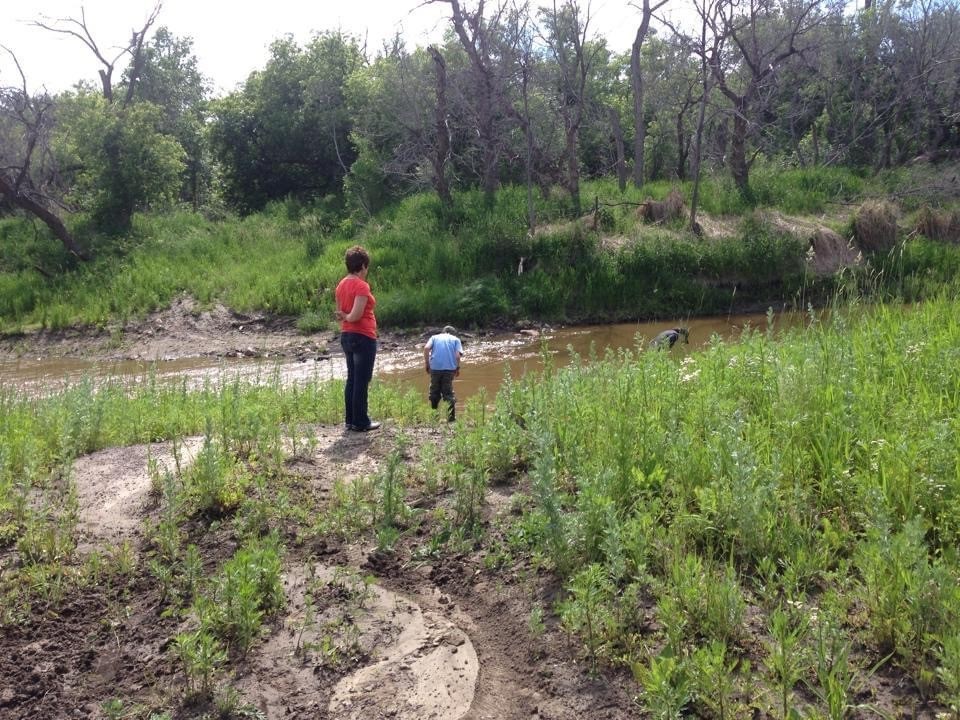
72, 438, 205, 552
2, 422, 639, 720
681, 212, 738, 241
0, 293, 413, 364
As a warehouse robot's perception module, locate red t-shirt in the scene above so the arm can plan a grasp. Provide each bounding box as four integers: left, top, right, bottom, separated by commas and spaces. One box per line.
335, 275, 377, 339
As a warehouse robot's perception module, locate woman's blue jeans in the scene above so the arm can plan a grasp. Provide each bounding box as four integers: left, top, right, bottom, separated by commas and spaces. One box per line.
340, 332, 377, 429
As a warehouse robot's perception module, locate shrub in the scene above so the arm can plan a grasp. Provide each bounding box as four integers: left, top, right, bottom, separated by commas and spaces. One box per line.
454, 278, 510, 326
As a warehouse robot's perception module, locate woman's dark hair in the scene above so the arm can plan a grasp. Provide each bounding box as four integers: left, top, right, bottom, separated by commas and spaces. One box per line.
345, 245, 370, 273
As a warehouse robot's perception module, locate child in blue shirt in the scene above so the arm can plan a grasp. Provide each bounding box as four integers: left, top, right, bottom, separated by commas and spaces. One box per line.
423, 325, 463, 422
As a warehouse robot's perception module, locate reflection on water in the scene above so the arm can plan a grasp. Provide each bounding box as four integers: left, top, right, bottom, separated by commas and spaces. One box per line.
0, 309, 816, 401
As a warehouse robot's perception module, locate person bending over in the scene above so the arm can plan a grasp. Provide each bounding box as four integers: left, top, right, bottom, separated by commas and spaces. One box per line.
649, 327, 690, 349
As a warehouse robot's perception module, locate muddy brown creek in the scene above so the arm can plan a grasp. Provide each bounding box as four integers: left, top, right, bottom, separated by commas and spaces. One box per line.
0, 309, 814, 400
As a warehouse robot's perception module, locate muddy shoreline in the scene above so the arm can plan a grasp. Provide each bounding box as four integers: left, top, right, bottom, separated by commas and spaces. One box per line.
0, 293, 561, 365
0, 296, 456, 364
0, 292, 789, 366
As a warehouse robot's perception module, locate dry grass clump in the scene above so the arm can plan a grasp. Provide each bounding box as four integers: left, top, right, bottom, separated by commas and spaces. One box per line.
638, 188, 685, 223
807, 227, 862, 275
915, 205, 960, 243
853, 200, 899, 252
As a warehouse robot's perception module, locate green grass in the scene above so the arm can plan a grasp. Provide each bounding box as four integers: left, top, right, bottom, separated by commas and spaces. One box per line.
4, 290, 960, 715
444, 291, 960, 709
5, 167, 956, 333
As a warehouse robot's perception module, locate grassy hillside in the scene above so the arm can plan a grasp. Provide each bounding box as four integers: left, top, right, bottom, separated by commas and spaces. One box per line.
1, 165, 958, 335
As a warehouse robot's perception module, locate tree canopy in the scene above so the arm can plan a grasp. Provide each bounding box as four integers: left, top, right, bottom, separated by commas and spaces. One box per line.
1, 0, 958, 257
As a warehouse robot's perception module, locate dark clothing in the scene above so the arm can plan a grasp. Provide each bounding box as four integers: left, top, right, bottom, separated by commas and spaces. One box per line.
429, 370, 457, 421
650, 328, 688, 349
341, 331, 377, 429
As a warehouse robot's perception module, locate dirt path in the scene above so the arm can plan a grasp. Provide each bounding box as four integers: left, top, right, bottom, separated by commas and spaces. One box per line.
72, 438, 204, 551
3, 422, 637, 719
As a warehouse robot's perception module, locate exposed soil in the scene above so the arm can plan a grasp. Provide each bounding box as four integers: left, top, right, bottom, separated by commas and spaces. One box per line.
0, 295, 339, 363
0, 424, 639, 720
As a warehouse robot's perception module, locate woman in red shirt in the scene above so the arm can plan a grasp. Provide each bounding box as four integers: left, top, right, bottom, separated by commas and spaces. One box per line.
334, 246, 380, 431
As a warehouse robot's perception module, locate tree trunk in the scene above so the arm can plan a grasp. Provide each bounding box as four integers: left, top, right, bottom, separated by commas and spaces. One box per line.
428, 46, 453, 210
690, 56, 710, 234
609, 106, 627, 192
565, 124, 581, 216
676, 104, 690, 180
630, 1, 665, 187
630, 40, 645, 187
521, 62, 536, 233
729, 107, 750, 196
0, 175, 86, 259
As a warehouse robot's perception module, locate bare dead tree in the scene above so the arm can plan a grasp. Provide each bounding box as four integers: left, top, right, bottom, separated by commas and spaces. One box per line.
32, 2, 162, 106
430, 0, 511, 202
0, 47, 86, 258
688, 0, 719, 234
707, 0, 832, 195
540, 0, 600, 216
629, 0, 670, 187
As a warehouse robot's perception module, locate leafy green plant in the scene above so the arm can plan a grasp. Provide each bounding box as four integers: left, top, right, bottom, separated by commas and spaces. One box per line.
376, 440, 410, 532
172, 629, 226, 698
764, 606, 810, 720
937, 635, 960, 719
558, 563, 615, 672
192, 533, 285, 655
691, 640, 743, 720
807, 617, 888, 720
633, 648, 692, 720
101, 698, 125, 720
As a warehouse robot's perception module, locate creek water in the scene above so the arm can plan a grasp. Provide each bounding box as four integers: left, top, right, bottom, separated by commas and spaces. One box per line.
0, 309, 815, 401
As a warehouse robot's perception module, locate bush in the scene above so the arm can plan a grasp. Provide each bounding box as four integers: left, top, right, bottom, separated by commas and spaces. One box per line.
455, 278, 510, 326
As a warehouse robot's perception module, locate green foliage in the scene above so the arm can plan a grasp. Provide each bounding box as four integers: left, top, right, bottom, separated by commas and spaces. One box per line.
193, 533, 285, 655
54, 92, 186, 234
854, 520, 960, 669
7, 167, 960, 333
207, 33, 364, 213
172, 629, 226, 697
764, 607, 810, 720
454, 278, 510, 326
558, 563, 616, 671
633, 648, 693, 720
937, 635, 960, 717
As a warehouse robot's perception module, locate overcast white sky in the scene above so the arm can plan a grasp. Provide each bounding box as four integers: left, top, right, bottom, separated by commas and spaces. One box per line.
0, 0, 667, 97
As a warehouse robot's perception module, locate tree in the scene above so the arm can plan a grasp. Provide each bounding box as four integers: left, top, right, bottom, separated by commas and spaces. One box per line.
629, 0, 670, 187
427, 46, 454, 209
540, 0, 601, 215
433, 0, 516, 203
687, 0, 721, 233
54, 92, 185, 233
32, 2, 162, 106
706, 0, 833, 196
208, 32, 364, 213
0, 51, 85, 258
127, 27, 211, 207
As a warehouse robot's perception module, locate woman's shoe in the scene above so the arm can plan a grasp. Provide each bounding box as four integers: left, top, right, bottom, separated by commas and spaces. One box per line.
351, 421, 381, 432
